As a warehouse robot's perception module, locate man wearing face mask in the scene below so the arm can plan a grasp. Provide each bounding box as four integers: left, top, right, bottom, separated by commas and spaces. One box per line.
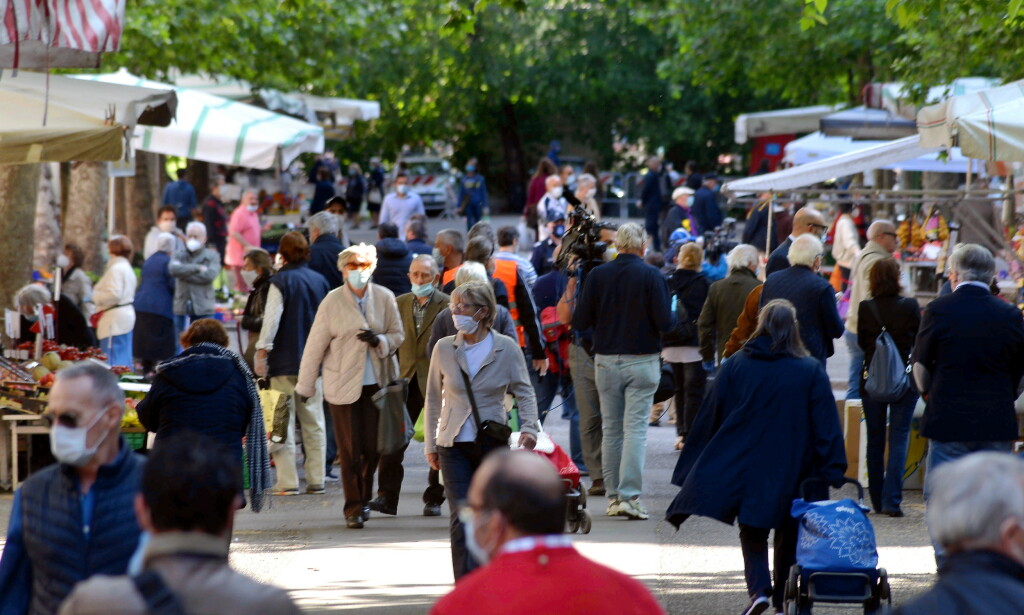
430, 450, 665, 615
169, 222, 222, 349
0, 363, 144, 615
143, 205, 186, 260
373, 255, 450, 517
380, 173, 425, 241
530, 209, 565, 277
457, 158, 489, 231
226, 191, 263, 292
536, 175, 566, 243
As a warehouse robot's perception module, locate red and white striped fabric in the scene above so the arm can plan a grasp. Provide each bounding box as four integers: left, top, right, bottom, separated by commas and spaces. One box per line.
1, 0, 124, 69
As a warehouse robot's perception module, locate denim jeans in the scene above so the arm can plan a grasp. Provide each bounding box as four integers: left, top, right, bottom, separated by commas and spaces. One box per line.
925, 439, 1014, 565
861, 389, 917, 513
532, 368, 585, 470
437, 440, 505, 580
844, 330, 863, 401
173, 313, 214, 353
99, 332, 133, 368
594, 353, 660, 500
569, 343, 602, 481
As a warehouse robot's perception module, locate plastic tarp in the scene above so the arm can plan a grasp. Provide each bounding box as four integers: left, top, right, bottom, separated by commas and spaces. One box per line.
735, 104, 845, 144
0, 69, 176, 164
784, 132, 979, 174
75, 70, 324, 169
819, 106, 916, 140
726, 135, 950, 193
1, 0, 124, 69
918, 80, 1024, 161
868, 77, 1001, 120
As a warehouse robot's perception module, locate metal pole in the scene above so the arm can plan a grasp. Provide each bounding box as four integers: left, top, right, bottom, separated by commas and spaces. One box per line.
765, 195, 773, 257
107, 175, 116, 235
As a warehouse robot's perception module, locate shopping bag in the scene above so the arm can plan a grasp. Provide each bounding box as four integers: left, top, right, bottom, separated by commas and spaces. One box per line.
412, 410, 426, 443
374, 357, 412, 455
257, 379, 290, 444
791, 497, 878, 571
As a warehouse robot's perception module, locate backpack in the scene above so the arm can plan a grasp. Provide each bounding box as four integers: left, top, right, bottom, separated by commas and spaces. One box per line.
661, 278, 700, 347
863, 300, 911, 402
539, 306, 571, 374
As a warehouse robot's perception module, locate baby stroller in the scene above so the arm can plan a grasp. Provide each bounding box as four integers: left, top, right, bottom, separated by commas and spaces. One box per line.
784, 478, 891, 615
519, 428, 592, 534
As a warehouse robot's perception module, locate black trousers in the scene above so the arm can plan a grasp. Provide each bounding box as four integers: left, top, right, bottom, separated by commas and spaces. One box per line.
329, 386, 380, 519
738, 519, 798, 611
670, 360, 706, 437
376, 375, 445, 507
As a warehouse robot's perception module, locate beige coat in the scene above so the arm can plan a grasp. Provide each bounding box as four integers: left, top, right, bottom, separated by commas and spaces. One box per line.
296, 283, 403, 405
92, 256, 136, 339
397, 289, 449, 398
58, 532, 300, 615
424, 331, 538, 454
845, 240, 890, 335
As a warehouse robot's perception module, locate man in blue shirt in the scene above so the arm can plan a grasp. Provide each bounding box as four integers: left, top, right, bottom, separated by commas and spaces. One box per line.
572, 222, 673, 521
691, 173, 724, 236
457, 158, 488, 231
0, 363, 143, 615
162, 168, 198, 233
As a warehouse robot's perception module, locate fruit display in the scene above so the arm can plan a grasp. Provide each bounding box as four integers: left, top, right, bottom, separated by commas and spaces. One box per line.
122, 398, 142, 429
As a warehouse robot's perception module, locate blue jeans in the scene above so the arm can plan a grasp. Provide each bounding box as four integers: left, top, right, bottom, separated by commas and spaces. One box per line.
594, 353, 660, 500
861, 389, 917, 512
99, 332, 133, 368
531, 369, 585, 470
844, 330, 863, 400
465, 203, 483, 230
437, 440, 504, 580
925, 439, 1014, 565
173, 314, 214, 352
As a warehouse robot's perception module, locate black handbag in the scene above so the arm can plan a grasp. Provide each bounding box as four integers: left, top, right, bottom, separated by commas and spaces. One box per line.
459, 368, 512, 447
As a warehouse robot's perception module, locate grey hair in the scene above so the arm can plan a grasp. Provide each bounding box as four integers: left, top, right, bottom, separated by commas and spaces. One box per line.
185, 221, 207, 238
155, 232, 176, 254
55, 362, 125, 411
455, 261, 488, 286
615, 222, 645, 254
337, 242, 378, 274
748, 299, 809, 358
306, 211, 339, 236
727, 244, 759, 272
576, 173, 596, 188
927, 452, 1024, 551
468, 221, 495, 244
15, 284, 51, 312
451, 280, 496, 331
410, 253, 439, 276
436, 229, 465, 254
788, 234, 823, 267
545, 174, 561, 188
949, 243, 995, 284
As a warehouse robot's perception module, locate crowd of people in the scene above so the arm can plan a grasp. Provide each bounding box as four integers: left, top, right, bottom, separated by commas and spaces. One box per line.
4, 154, 1024, 615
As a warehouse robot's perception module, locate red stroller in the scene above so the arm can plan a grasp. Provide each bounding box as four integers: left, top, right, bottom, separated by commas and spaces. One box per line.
530, 432, 592, 534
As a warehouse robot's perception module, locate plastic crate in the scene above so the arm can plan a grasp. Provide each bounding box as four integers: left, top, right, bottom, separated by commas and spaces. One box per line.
124, 432, 146, 451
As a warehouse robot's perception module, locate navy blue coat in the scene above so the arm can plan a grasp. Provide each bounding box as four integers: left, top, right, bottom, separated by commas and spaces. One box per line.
134, 252, 175, 319
765, 236, 793, 277
309, 234, 345, 290
373, 238, 413, 297
894, 550, 1024, 615
666, 336, 846, 530
407, 238, 433, 256
761, 265, 844, 365
691, 186, 723, 235
137, 344, 253, 462
912, 284, 1024, 442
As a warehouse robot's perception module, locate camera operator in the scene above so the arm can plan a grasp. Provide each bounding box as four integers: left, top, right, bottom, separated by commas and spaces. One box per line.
568, 222, 673, 519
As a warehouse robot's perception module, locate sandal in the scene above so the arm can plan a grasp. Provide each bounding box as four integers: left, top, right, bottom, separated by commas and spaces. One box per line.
674, 437, 684, 451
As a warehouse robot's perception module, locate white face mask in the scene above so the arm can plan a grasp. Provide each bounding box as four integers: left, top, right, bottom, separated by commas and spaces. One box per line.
347, 269, 372, 289
241, 269, 259, 286
186, 238, 202, 252
56, 254, 70, 269
462, 513, 491, 565
453, 312, 480, 335
603, 247, 618, 262
396, 184, 409, 196
247, 204, 259, 212
157, 220, 176, 233
50, 409, 111, 467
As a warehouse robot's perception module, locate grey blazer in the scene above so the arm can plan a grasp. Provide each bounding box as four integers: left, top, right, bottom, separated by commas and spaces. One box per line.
424, 330, 538, 454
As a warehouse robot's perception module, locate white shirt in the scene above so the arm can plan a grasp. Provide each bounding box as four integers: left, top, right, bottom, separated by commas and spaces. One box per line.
536, 195, 566, 242
379, 191, 425, 237
256, 285, 284, 351
454, 332, 495, 442
955, 280, 991, 292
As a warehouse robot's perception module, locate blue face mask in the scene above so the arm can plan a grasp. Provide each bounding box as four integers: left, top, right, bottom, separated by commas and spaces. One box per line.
347, 269, 372, 289
466, 165, 476, 173
553, 224, 566, 238
411, 282, 434, 297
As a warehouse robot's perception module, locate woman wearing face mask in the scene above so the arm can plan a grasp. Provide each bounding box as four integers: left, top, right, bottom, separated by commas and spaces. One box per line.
423, 280, 539, 580
59, 242, 95, 319
569, 173, 601, 223
239, 248, 275, 368
93, 235, 137, 368
133, 232, 178, 378
143, 205, 185, 259
295, 243, 403, 528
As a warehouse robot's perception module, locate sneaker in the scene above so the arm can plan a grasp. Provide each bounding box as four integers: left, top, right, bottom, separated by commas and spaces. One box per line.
740, 595, 770, 615
273, 488, 299, 496
618, 498, 649, 520
606, 498, 622, 517
306, 485, 325, 495
324, 469, 340, 483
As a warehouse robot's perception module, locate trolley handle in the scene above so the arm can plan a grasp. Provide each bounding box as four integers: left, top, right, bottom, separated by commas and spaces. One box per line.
800, 477, 865, 504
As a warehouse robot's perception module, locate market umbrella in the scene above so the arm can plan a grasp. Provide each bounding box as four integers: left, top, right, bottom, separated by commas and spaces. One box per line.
75, 70, 325, 169
1, 0, 124, 69
784, 131, 979, 174
917, 80, 1024, 161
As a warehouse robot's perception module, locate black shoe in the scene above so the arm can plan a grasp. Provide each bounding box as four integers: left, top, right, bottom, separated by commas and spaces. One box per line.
362, 505, 372, 520
884, 509, 905, 518
367, 497, 397, 516
345, 516, 364, 529
423, 503, 442, 517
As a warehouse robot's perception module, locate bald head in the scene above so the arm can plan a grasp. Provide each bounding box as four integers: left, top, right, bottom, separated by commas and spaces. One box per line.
867, 219, 897, 252
792, 206, 827, 238
469, 450, 565, 540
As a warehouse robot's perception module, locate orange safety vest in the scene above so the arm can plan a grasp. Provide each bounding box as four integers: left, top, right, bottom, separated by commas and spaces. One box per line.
442, 264, 462, 287
492, 259, 525, 347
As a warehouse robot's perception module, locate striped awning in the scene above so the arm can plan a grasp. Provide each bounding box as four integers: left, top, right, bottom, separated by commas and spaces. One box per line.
0, 0, 124, 69
918, 80, 1024, 162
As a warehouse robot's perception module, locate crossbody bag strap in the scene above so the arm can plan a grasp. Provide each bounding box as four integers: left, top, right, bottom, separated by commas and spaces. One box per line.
132, 570, 187, 615
459, 367, 483, 431
866, 298, 887, 331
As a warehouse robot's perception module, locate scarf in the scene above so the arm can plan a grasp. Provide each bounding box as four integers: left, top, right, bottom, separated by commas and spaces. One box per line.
189, 343, 272, 512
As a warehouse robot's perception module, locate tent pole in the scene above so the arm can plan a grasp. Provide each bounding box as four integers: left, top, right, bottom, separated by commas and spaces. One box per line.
107, 175, 116, 235
965, 158, 973, 191
766, 194, 773, 258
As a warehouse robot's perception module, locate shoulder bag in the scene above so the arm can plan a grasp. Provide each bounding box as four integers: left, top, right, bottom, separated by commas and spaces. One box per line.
863, 300, 911, 403
133, 570, 186, 615
375, 356, 413, 455
460, 368, 512, 448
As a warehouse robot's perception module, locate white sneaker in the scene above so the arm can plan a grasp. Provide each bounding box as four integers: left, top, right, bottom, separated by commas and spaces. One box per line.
741, 596, 770, 615
606, 499, 622, 516
618, 498, 649, 520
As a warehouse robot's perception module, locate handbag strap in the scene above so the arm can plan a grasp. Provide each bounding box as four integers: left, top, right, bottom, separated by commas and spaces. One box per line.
459, 367, 484, 431
866, 299, 887, 332
132, 571, 187, 615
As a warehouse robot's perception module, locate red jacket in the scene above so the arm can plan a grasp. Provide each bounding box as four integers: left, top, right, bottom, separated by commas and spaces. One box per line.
430, 544, 665, 615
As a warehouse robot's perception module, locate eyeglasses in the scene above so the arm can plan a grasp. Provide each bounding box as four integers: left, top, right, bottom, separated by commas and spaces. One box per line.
42, 412, 83, 428
344, 262, 373, 271
450, 303, 482, 314
457, 504, 492, 525
882, 232, 898, 238
809, 223, 829, 232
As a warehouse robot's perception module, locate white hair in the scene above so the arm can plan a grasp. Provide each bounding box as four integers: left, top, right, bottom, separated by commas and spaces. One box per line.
615, 222, 645, 254
726, 244, 759, 272
545, 174, 562, 189
949, 243, 995, 284
410, 253, 439, 276
185, 221, 207, 238
337, 242, 377, 274
787, 234, 823, 267
455, 261, 488, 286
15, 284, 51, 312
927, 453, 1024, 551
577, 173, 596, 188
155, 232, 176, 254
307, 211, 339, 236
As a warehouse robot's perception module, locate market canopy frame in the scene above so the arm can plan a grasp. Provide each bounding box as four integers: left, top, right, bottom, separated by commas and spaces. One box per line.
918, 80, 1024, 162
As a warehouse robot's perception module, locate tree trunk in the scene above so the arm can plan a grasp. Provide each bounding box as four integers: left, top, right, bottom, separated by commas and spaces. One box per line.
122, 151, 161, 262
66, 162, 110, 275
33, 164, 62, 272
498, 100, 527, 214
188, 159, 211, 207
0, 164, 41, 312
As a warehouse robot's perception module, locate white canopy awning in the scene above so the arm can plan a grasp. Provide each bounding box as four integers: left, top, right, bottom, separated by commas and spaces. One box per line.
819, 106, 916, 140
918, 80, 1024, 161
734, 104, 845, 144
1, 0, 125, 69
726, 135, 961, 193
75, 70, 324, 169
784, 132, 979, 174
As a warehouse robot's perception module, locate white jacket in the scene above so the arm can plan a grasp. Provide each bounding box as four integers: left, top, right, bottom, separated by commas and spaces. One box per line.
92, 256, 137, 339
295, 283, 404, 405
831, 214, 861, 268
